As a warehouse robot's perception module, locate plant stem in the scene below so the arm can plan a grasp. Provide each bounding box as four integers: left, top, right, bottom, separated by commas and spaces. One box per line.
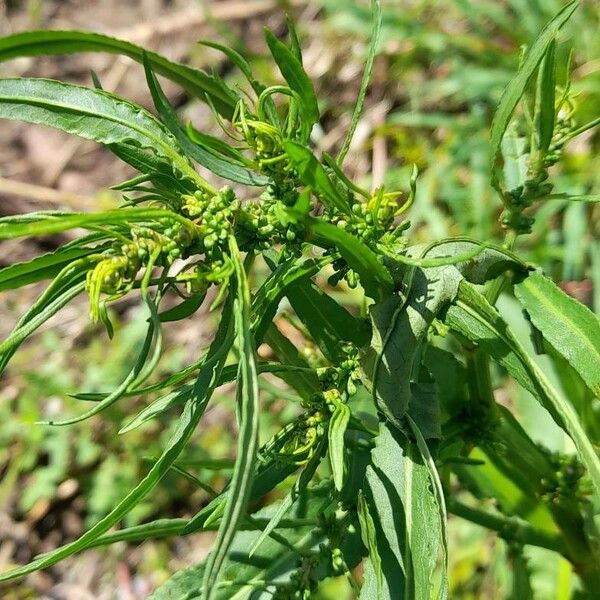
447, 499, 565, 554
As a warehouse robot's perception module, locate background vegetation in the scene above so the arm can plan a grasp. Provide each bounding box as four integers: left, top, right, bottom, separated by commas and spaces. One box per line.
0, 1, 599, 598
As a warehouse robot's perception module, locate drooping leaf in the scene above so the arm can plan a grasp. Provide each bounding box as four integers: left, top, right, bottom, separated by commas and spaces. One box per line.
0, 78, 204, 186
329, 400, 351, 491
0, 30, 238, 118
515, 271, 600, 398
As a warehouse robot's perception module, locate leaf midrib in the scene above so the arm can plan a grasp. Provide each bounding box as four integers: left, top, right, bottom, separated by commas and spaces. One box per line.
0, 85, 200, 183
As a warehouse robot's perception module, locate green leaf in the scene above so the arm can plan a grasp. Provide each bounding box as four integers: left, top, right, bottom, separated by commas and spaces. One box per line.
151, 487, 340, 600
247, 446, 324, 557
515, 271, 600, 398
357, 490, 383, 599
509, 552, 534, 600
535, 39, 557, 159
363, 423, 446, 599
0, 30, 238, 118
143, 58, 269, 186
337, 0, 382, 165
202, 240, 260, 599
118, 386, 193, 434
363, 265, 462, 426
287, 278, 371, 362
158, 292, 206, 323
283, 141, 351, 214
263, 325, 319, 401
488, 0, 578, 180
0, 208, 194, 240
264, 28, 319, 130
251, 254, 334, 344
0, 78, 204, 186
0, 244, 100, 291
199, 40, 264, 96
329, 401, 351, 491
42, 295, 161, 426
0, 299, 233, 582
308, 217, 393, 300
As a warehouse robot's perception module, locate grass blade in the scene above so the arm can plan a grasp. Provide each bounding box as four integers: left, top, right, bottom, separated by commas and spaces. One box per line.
337, 0, 382, 165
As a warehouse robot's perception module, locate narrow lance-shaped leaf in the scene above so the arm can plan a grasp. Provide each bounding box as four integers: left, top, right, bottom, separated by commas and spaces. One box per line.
0, 30, 238, 118
247, 443, 324, 557
0, 244, 101, 291
143, 57, 269, 187
284, 141, 351, 214
202, 239, 260, 599
329, 400, 351, 491
0, 78, 208, 188
488, 0, 578, 182
515, 270, 600, 398
338, 0, 382, 165
0, 208, 195, 240
535, 39, 557, 160
363, 423, 447, 599
308, 217, 394, 301
41, 293, 163, 427
264, 28, 319, 132
357, 490, 384, 599
287, 278, 371, 362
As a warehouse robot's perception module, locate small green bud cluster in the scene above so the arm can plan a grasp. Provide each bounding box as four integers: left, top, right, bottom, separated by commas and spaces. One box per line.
540, 453, 588, 505
279, 408, 326, 466
180, 186, 238, 252
317, 348, 361, 398
85, 219, 198, 320
328, 193, 406, 287
272, 555, 320, 600
239, 185, 303, 252
545, 104, 576, 167
501, 171, 553, 234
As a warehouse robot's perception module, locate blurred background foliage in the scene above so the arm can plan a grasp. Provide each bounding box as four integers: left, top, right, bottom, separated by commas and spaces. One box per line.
0, 0, 599, 597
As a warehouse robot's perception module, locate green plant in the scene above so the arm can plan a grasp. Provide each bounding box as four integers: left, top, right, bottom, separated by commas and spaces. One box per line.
1, 1, 600, 597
